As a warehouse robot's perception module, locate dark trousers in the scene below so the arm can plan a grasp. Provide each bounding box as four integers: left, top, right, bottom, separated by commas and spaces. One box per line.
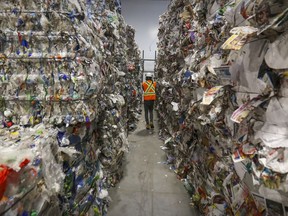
144, 100, 154, 124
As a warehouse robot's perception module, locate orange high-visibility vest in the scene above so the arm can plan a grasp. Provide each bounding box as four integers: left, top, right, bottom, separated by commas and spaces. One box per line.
142, 81, 156, 101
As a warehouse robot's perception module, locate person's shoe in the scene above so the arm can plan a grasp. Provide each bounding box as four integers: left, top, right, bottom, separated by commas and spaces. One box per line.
146, 124, 150, 130
150, 123, 154, 129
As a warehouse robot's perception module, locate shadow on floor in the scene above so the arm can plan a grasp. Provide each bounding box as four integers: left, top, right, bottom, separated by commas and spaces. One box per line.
135, 129, 155, 137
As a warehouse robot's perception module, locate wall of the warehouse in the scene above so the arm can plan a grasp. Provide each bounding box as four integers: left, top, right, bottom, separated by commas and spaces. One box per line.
121, 0, 170, 72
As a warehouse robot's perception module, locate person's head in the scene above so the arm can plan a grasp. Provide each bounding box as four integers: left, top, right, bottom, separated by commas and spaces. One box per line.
146, 73, 153, 81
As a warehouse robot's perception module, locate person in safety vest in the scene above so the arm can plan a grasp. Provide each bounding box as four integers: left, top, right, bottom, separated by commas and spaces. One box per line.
142, 73, 156, 130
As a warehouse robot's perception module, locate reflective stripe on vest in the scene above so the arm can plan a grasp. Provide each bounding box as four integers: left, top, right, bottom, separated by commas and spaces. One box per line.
144, 81, 155, 96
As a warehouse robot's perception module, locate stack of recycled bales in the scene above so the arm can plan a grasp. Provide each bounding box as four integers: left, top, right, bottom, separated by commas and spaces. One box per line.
157, 0, 288, 215
0, 0, 140, 215
125, 25, 142, 131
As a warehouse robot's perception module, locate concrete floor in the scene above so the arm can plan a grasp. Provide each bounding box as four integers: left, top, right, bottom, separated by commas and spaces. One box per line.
108, 112, 200, 216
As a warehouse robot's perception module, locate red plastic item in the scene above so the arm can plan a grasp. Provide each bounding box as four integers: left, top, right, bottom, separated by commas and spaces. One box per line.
0, 159, 31, 200
19, 159, 30, 169
6, 121, 13, 128
17, 32, 22, 44
0, 165, 9, 200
